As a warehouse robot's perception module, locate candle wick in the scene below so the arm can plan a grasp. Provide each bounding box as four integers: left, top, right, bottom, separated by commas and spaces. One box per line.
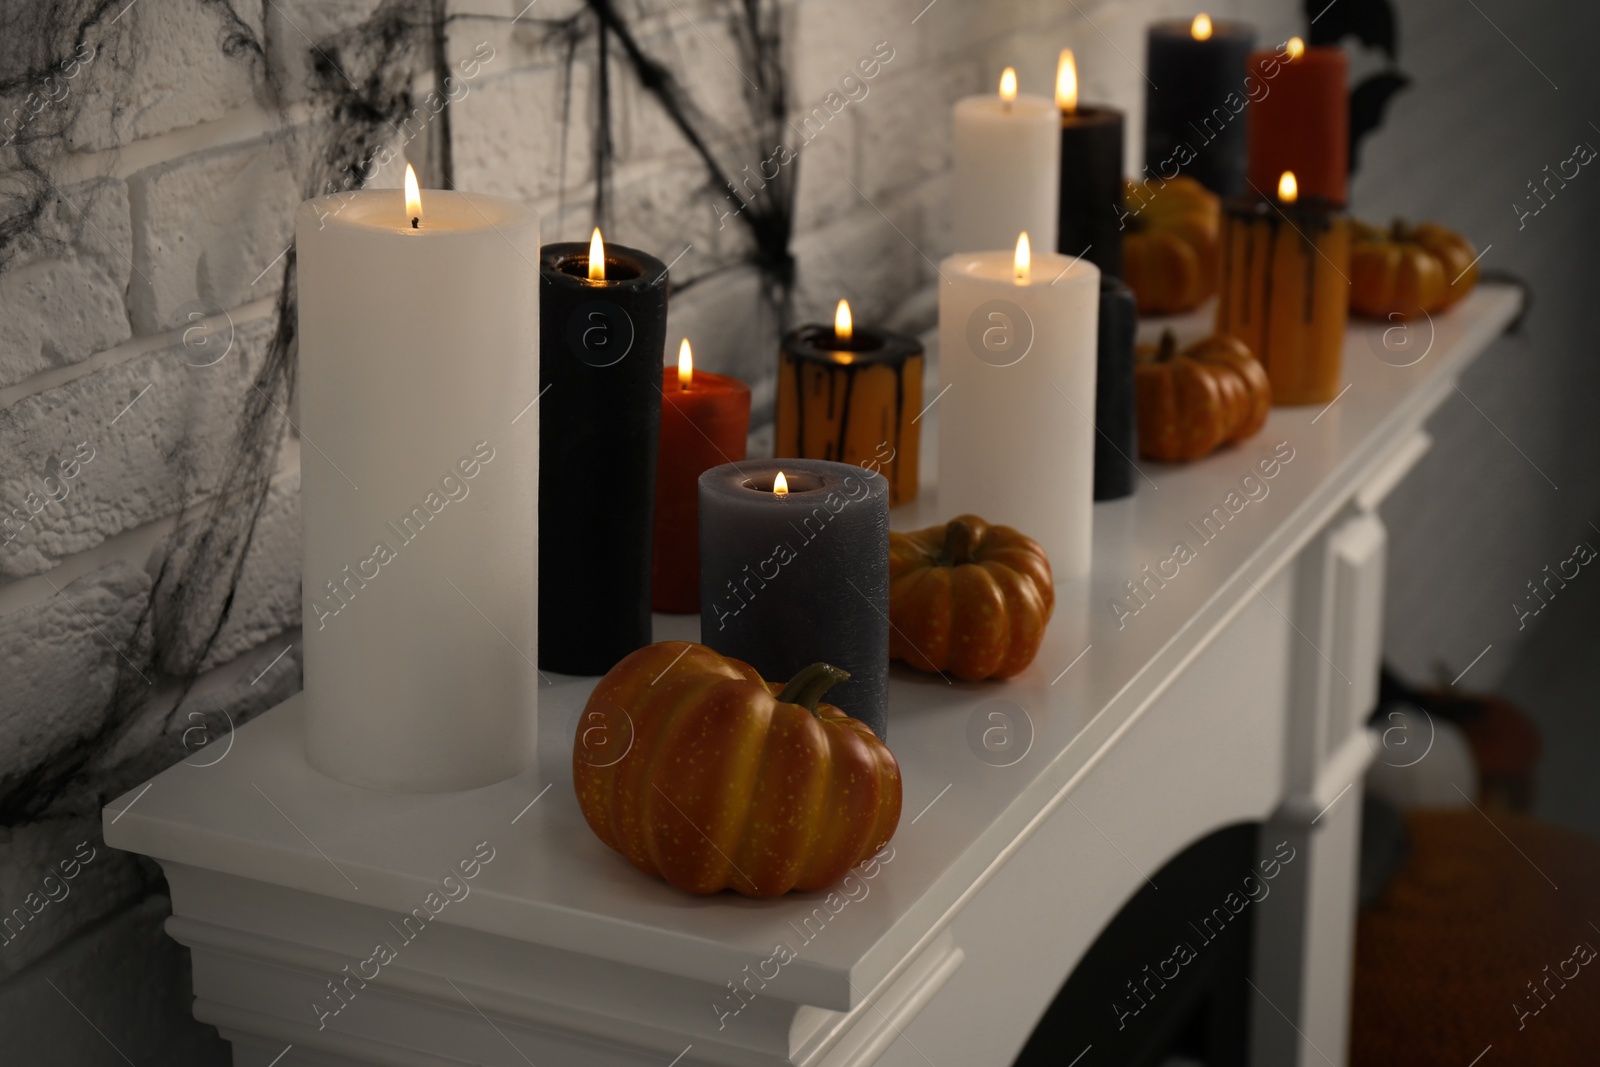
411, 217, 419, 230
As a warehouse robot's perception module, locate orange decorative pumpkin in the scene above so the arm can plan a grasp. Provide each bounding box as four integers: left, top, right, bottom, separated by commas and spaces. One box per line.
1135, 330, 1271, 462
572, 642, 901, 897
1122, 176, 1222, 315
1350, 219, 1480, 320
887, 515, 1054, 682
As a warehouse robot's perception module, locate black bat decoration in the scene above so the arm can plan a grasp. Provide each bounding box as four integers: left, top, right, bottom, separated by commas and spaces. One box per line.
1349, 71, 1410, 173
1305, 0, 1399, 60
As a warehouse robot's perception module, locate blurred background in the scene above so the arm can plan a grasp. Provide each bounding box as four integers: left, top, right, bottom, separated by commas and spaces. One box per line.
1, 0, 1596, 1062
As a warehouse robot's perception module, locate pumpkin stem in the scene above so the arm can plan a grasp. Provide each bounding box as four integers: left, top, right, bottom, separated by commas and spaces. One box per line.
940, 518, 976, 566
777, 662, 852, 716
1155, 328, 1179, 363
1390, 218, 1409, 242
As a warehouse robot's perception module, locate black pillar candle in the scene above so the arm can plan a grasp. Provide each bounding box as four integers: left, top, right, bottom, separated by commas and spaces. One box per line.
1057, 105, 1126, 282
699, 459, 891, 740
1143, 17, 1257, 199
539, 238, 668, 675
1094, 276, 1137, 501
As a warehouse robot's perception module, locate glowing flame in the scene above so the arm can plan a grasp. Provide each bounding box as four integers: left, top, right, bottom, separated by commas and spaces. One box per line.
1278, 170, 1299, 204
404, 164, 421, 229
1014, 231, 1031, 285
1055, 49, 1078, 112
588, 228, 605, 281
1286, 36, 1305, 60
773, 471, 789, 496
678, 338, 693, 389
835, 299, 853, 342
999, 67, 1018, 103
1191, 13, 1213, 40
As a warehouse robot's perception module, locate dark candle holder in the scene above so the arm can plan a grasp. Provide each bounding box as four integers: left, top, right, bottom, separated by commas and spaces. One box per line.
538, 240, 669, 675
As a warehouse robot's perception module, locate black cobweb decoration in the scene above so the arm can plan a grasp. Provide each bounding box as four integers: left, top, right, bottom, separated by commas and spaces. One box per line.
458, 0, 797, 313
1, 0, 798, 822
0, 1, 126, 272
586, 0, 796, 313
0, 0, 441, 821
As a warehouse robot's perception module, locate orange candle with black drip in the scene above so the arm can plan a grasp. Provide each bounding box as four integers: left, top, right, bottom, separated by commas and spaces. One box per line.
653, 339, 750, 613
1216, 170, 1350, 406
774, 300, 924, 506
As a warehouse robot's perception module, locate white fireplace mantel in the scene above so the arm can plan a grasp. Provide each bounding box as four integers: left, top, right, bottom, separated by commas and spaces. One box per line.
106, 287, 1522, 1067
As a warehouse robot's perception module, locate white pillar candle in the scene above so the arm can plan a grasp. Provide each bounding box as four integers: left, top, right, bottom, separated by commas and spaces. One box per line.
295, 172, 539, 793
938, 235, 1099, 577
952, 69, 1061, 254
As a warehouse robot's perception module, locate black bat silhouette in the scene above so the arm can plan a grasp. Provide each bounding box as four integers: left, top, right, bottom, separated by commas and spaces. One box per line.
1305, 0, 1399, 61
1349, 71, 1411, 173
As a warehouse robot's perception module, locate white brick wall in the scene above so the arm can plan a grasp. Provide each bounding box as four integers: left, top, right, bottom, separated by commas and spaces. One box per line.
0, 179, 131, 388
127, 136, 301, 333
65, 0, 267, 152
0, 316, 279, 577
1, 0, 1596, 1060
0, 563, 150, 799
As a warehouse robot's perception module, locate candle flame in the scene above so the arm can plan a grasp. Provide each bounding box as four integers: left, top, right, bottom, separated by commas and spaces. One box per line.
999, 67, 1018, 103
1055, 49, 1078, 112
588, 227, 605, 281
1286, 36, 1305, 60
1191, 13, 1213, 40
1278, 170, 1299, 203
404, 164, 421, 229
678, 338, 693, 389
835, 299, 853, 342
1014, 231, 1031, 285
773, 471, 789, 496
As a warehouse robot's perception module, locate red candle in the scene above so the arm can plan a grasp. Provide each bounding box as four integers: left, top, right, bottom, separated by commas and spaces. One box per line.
1246, 37, 1348, 205
653, 340, 751, 613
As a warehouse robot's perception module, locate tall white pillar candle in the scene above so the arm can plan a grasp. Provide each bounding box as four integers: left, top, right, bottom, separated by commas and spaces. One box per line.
295, 177, 539, 792
938, 237, 1099, 577
952, 69, 1061, 254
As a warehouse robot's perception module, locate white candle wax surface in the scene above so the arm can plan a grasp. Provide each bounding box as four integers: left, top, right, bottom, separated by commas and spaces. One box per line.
952, 93, 1061, 255
296, 187, 539, 792
937, 247, 1099, 577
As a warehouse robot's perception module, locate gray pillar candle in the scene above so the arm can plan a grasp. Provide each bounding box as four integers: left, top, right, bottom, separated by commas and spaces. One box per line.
699, 459, 890, 740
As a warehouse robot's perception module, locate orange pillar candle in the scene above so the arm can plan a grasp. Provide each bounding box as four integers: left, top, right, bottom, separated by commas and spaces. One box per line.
774, 300, 924, 506
652, 339, 750, 613
1216, 171, 1350, 406
1245, 37, 1348, 205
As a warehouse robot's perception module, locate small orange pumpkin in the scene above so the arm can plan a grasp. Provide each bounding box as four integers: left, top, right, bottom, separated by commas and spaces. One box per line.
1350, 219, 1479, 320
573, 642, 901, 897
1135, 330, 1271, 462
1122, 176, 1222, 315
888, 515, 1054, 681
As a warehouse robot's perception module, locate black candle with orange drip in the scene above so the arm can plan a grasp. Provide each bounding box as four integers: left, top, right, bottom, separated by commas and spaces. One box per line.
539, 229, 668, 674
774, 300, 924, 507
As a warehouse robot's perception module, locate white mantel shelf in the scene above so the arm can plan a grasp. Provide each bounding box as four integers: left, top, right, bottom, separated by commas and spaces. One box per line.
106, 287, 1521, 1067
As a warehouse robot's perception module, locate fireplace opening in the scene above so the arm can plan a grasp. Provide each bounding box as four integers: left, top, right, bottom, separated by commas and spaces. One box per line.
1015, 823, 1260, 1066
